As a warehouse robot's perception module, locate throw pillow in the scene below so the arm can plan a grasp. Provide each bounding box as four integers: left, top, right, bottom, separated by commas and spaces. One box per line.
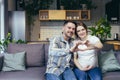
2, 51, 26, 71
0, 54, 3, 71
98, 50, 120, 73
7, 43, 45, 67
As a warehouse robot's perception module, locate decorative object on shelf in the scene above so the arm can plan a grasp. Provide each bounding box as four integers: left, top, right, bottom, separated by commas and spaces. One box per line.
88, 17, 112, 42
81, 4, 87, 10
60, 0, 97, 10
114, 33, 119, 40
60, 5, 64, 10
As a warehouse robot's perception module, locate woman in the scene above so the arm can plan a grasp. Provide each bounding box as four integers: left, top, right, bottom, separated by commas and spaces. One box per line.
70, 22, 103, 80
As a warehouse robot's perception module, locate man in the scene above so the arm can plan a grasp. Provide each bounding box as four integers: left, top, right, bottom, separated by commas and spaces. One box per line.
45, 21, 77, 80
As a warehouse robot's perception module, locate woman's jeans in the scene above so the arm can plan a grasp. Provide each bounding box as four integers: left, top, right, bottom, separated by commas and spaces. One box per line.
46, 67, 77, 80
73, 67, 102, 80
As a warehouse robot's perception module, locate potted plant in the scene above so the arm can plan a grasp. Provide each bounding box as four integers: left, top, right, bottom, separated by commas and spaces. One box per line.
0, 33, 13, 53
60, 0, 97, 10
0, 33, 27, 53
80, 0, 97, 10
18, 0, 53, 26
88, 17, 112, 42
18, 0, 53, 40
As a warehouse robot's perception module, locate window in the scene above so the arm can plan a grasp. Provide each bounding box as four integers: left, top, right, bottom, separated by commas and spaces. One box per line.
0, 0, 5, 40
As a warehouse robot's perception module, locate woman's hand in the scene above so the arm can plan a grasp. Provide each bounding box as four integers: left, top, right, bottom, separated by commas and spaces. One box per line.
81, 65, 93, 71
70, 40, 82, 52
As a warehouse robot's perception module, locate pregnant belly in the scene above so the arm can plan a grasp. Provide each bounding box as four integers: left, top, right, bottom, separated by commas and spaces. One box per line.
78, 57, 96, 68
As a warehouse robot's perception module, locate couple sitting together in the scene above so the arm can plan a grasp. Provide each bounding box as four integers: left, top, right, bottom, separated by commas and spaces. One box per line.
45, 21, 103, 80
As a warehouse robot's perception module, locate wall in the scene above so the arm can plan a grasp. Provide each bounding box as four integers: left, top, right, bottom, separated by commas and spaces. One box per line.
28, 0, 120, 41
6, 0, 120, 41
39, 26, 61, 41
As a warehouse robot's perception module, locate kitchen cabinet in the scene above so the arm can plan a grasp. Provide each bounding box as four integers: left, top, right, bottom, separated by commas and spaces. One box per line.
39, 10, 90, 20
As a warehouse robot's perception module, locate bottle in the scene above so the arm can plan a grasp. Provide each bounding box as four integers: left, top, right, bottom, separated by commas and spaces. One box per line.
114, 33, 118, 40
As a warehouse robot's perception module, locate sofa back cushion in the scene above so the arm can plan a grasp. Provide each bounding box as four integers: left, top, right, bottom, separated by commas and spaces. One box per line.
98, 50, 120, 73
0, 54, 3, 71
101, 43, 114, 51
44, 44, 49, 65
7, 43, 45, 67
115, 51, 120, 64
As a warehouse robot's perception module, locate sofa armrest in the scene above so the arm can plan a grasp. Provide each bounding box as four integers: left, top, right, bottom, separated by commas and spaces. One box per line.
0, 54, 4, 71
101, 43, 114, 51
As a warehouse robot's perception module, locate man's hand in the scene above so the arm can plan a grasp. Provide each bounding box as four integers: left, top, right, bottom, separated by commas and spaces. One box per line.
70, 40, 82, 52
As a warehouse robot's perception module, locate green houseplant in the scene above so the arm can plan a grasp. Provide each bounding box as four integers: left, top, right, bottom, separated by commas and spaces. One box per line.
0, 33, 27, 53
18, 0, 53, 40
88, 17, 112, 42
60, 0, 97, 10
0, 33, 12, 52
19, 0, 53, 26
80, 0, 97, 9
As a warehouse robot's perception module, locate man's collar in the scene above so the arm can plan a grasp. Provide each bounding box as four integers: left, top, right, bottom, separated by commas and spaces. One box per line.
60, 34, 73, 43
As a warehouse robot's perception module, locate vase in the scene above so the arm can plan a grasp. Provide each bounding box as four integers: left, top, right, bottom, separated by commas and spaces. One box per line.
60, 5, 64, 10
81, 4, 87, 10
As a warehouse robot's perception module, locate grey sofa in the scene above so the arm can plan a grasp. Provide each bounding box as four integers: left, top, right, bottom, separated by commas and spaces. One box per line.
0, 43, 49, 80
0, 43, 120, 80
99, 43, 120, 80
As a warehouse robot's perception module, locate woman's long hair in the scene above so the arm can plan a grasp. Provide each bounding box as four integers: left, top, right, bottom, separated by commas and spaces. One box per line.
75, 21, 88, 38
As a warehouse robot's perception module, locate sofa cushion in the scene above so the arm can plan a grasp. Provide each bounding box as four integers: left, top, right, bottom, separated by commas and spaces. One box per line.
114, 51, 120, 64
103, 71, 120, 80
44, 44, 49, 65
0, 67, 45, 80
101, 43, 114, 51
7, 43, 45, 67
98, 50, 120, 73
2, 51, 26, 71
0, 54, 3, 71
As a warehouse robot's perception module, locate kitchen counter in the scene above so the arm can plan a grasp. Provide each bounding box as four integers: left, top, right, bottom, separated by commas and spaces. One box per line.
105, 40, 120, 50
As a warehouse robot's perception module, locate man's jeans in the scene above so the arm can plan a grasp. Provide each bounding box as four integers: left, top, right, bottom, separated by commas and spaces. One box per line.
46, 67, 77, 80
73, 67, 102, 80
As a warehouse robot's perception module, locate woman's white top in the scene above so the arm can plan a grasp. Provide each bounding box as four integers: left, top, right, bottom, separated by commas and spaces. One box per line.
76, 35, 100, 68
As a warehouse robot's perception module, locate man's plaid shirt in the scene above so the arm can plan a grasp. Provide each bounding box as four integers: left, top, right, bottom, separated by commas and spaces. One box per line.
46, 35, 74, 76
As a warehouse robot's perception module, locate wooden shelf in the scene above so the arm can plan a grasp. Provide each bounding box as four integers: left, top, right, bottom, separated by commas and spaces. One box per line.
39, 10, 90, 21
81, 10, 90, 20
39, 10, 49, 20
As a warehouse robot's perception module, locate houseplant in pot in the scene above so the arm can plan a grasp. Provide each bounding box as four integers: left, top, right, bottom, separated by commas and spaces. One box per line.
88, 17, 112, 43
60, 0, 97, 10
18, 0, 53, 26
18, 0, 53, 40
80, 0, 97, 10
0, 33, 27, 53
